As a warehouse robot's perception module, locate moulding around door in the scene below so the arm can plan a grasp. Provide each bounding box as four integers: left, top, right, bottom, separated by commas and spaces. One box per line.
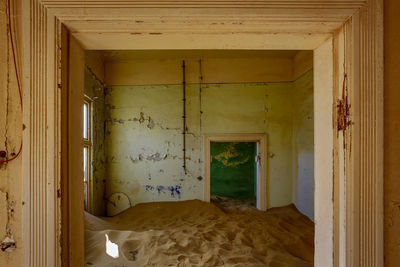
19, 0, 383, 266
203, 134, 267, 211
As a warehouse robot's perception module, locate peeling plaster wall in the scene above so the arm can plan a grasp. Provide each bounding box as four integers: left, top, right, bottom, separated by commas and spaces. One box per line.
292, 70, 314, 221
84, 67, 106, 216
105, 84, 199, 209
0, 0, 22, 264
105, 80, 302, 211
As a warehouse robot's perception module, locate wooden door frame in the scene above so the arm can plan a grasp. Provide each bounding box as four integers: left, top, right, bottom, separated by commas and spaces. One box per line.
203, 134, 267, 211
18, 0, 383, 266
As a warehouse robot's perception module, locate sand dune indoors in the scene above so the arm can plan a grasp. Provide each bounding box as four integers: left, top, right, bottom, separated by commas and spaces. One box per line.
85, 200, 314, 266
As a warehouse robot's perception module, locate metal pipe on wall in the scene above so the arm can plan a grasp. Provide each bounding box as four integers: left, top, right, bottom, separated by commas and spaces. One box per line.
182, 60, 187, 174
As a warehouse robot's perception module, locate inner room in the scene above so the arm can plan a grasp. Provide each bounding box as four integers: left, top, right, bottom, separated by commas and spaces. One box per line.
210, 141, 258, 208
83, 50, 315, 266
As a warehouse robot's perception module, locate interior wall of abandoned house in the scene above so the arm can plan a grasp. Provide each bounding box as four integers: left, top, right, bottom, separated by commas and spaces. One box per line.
83, 51, 315, 220
0, 0, 399, 266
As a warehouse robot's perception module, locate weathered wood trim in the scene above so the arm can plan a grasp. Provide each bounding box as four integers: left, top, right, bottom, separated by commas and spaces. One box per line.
354, 1, 384, 266
21, 0, 383, 266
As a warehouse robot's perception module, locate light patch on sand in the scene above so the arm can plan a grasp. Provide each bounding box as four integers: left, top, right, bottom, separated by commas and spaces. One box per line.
105, 234, 119, 258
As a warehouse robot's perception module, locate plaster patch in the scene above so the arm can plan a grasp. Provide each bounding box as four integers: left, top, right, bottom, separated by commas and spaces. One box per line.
146, 153, 167, 162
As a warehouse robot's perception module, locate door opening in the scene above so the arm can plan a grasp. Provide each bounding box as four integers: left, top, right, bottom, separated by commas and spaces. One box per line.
210, 141, 258, 208
204, 134, 267, 210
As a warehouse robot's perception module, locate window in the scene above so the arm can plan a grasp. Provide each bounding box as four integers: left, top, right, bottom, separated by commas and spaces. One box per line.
83, 96, 92, 211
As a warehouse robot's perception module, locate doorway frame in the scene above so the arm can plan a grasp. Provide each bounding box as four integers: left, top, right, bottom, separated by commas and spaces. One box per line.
18, 0, 383, 267
203, 134, 267, 211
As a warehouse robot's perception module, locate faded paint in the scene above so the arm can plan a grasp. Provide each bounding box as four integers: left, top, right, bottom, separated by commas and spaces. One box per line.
104, 57, 296, 86
106, 192, 131, 216
105, 77, 313, 211
0, 0, 22, 264
202, 82, 295, 208
210, 142, 256, 198
84, 66, 107, 216
292, 70, 314, 221
105, 84, 195, 212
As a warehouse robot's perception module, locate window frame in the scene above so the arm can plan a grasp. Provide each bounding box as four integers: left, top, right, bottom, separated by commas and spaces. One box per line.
83, 95, 93, 212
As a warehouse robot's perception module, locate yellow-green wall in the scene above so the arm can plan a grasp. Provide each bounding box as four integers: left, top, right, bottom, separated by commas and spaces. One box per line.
104, 74, 313, 213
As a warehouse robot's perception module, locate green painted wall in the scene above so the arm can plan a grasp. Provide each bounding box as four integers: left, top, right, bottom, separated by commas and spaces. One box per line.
210, 142, 256, 198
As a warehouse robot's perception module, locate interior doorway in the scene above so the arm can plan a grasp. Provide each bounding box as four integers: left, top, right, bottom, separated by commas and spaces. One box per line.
80, 50, 317, 266
20, 2, 384, 266
210, 141, 258, 208
65, 36, 334, 266
204, 134, 267, 210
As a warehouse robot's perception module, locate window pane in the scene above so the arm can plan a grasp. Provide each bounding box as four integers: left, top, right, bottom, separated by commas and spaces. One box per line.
83, 147, 88, 182
83, 103, 88, 139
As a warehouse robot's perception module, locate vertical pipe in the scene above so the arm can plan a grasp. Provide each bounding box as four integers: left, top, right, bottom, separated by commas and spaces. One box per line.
182, 60, 187, 174
199, 59, 203, 134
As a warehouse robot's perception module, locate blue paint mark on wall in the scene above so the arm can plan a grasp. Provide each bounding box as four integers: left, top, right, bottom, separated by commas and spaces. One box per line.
145, 185, 154, 192
144, 184, 182, 198
168, 185, 182, 198
156, 185, 166, 194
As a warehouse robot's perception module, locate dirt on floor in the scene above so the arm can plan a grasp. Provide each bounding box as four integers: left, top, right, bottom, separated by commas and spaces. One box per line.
85, 199, 314, 267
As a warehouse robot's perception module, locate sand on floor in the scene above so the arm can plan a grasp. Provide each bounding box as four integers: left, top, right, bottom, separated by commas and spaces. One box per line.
85, 199, 314, 267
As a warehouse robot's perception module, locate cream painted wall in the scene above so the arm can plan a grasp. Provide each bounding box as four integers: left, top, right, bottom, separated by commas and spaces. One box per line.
85, 51, 105, 82
105, 57, 296, 85
292, 70, 314, 220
